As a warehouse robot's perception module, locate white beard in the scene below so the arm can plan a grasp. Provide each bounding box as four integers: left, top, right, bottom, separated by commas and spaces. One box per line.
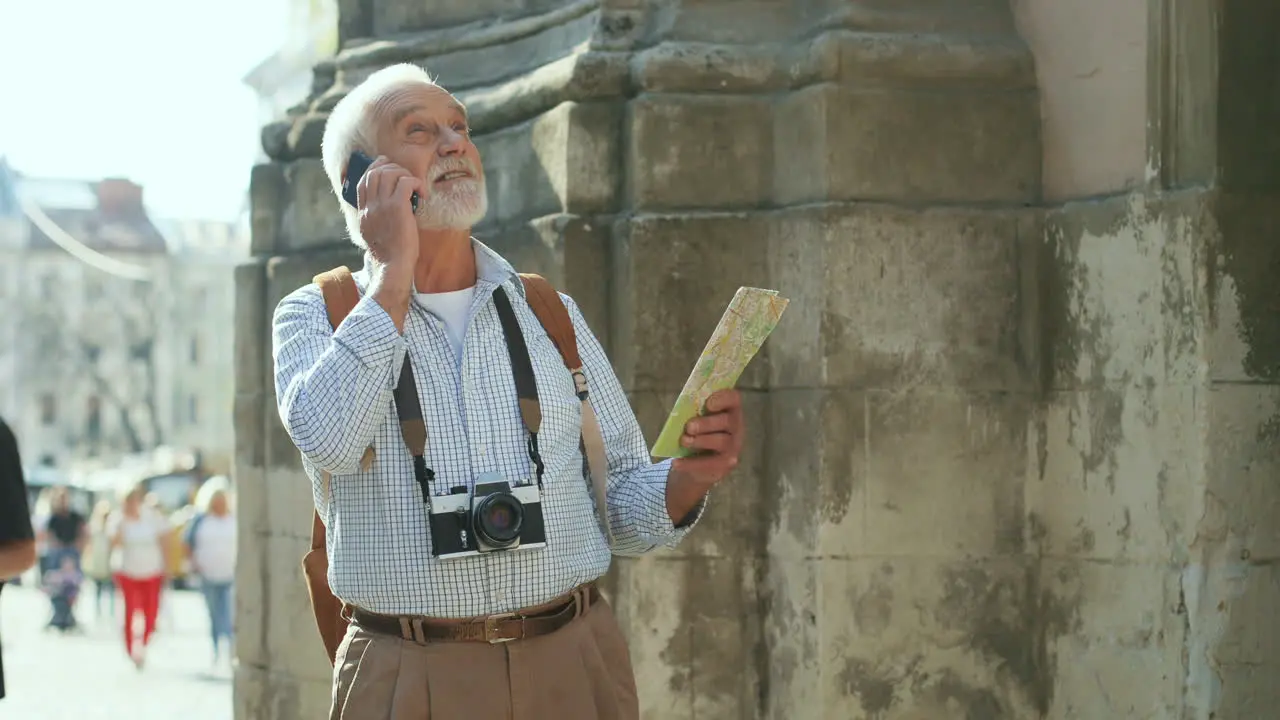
417, 176, 488, 230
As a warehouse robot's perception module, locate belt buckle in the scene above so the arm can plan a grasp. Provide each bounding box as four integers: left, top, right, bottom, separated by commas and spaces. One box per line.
483, 612, 523, 644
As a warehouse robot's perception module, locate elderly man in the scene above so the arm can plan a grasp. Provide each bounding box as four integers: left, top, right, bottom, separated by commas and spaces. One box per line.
272, 63, 745, 719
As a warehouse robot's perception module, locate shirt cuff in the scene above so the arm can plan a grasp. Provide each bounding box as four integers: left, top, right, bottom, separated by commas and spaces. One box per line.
634, 458, 709, 547
331, 294, 407, 389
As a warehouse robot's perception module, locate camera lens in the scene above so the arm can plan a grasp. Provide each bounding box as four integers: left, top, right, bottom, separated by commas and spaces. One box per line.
473, 492, 524, 548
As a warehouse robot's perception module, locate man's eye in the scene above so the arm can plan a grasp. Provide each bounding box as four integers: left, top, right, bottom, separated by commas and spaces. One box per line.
454, 123, 470, 135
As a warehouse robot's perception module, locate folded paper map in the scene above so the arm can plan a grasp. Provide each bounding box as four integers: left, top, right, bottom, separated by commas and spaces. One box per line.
651, 287, 790, 458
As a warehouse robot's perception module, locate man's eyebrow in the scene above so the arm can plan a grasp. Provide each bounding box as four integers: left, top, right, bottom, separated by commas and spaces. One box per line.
391, 105, 426, 125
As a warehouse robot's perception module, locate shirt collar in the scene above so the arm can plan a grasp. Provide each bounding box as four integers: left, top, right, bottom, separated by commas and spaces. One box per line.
354, 238, 522, 296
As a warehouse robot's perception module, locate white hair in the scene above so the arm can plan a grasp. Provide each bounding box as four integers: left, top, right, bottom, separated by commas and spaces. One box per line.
321, 63, 441, 248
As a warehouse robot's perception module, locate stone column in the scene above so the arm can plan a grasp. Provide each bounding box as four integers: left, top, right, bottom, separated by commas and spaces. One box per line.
237, 1, 1280, 718
604, 2, 1045, 718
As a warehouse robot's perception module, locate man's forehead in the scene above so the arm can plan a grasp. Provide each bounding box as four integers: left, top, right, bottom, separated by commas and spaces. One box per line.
377, 84, 467, 123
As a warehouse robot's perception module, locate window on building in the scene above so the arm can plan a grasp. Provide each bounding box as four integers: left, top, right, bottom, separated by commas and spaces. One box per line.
86, 396, 101, 439
188, 395, 198, 424
40, 394, 56, 425
190, 336, 199, 364
39, 454, 55, 467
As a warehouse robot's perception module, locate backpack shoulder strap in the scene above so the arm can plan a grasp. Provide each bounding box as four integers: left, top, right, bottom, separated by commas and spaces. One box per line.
518, 274, 613, 545
307, 266, 361, 554
314, 266, 360, 330
518, 274, 583, 373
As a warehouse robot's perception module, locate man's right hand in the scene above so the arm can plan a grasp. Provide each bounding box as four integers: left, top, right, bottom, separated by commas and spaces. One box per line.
357, 156, 424, 268
355, 156, 426, 331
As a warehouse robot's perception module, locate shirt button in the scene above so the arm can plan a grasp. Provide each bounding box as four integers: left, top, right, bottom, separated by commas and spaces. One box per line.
477, 444, 486, 456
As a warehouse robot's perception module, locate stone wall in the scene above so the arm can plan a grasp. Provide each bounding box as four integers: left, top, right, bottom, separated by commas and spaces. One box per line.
235, 1, 1280, 718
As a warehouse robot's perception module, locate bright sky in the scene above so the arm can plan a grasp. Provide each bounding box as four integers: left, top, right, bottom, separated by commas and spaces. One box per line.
0, 0, 291, 221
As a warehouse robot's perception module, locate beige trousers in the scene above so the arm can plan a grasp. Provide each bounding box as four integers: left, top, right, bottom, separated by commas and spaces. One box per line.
329, 598, 639, 720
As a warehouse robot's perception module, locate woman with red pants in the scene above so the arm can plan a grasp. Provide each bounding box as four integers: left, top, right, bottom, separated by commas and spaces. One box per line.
109, 484, 171, 669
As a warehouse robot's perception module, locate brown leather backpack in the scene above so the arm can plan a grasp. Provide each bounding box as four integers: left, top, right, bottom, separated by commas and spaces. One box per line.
301, 266, 611, 665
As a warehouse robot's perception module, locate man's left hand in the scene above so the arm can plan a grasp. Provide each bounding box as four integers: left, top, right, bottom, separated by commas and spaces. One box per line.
672, 389, 745, 488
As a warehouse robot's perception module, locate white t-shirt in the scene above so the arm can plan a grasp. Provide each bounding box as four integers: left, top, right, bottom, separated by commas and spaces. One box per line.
414, 286, 476, 367
110, 510, 168, 579
191, 514, 236, 584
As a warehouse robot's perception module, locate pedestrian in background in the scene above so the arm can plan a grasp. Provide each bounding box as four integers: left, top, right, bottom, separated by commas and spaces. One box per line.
184, 477, 236, 665
82, 500, 117, 620
36, 487, 86, 629
0, 416, 37, 700
109, 484, 172, 669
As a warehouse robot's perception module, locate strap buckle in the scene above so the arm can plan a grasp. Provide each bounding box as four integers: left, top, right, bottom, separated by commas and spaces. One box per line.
483, 612, 524, 644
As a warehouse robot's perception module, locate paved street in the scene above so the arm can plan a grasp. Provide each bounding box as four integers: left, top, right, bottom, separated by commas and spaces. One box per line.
1, 580, 232, 719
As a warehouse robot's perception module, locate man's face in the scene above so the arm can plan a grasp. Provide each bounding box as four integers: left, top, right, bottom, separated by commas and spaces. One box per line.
371, 82, 487, 231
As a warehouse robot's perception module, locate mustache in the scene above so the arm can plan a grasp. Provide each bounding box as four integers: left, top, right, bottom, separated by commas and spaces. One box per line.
430, 157, 480, 181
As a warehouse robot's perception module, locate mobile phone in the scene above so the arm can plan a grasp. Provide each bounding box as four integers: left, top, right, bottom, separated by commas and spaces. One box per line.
342, 150, 420, 213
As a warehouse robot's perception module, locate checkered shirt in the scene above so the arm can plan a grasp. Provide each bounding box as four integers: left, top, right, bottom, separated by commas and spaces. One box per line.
272, 240, 703, 617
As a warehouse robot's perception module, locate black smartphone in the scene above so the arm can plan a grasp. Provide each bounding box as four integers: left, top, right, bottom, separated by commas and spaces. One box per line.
342, 150, 420, 213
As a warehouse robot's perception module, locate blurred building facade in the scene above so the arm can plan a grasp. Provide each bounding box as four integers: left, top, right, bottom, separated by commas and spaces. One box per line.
0, 159, 246, 480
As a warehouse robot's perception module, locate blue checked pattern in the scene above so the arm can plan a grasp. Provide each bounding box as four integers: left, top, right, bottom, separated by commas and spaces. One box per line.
272, 240, 704, 617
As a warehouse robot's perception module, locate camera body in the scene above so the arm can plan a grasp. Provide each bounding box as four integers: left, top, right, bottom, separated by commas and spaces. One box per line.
429, 472, 547, 560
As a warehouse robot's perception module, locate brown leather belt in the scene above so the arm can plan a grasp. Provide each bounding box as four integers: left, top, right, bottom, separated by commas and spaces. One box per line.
348, 583, 600, 645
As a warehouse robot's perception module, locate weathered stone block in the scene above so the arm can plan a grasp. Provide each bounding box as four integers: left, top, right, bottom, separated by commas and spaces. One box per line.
610, 555, 690, 720
1204, 385, 1280, 561
1208, 191, 1280, 383
819, 204, 1032, 392
815, 556, 1049, 718
775, 83, 1039, 205
613, 554, 763, 720
421, 8, 598, 91
612, 213, 772, 392
250, 164, 287, 256
234, 528, 269, 668
477, 101, 621, 227
280, 159, 347, 252
234, 260, 268, 398
765, 389, 831, 558
234, 391, 267, 484
1040, 559, 1184, 720
860, 389, 1029, 558
765, 208, 827, 390
1028, 386, 1197, 563
264, 532, 332, 683
370, 0, 543, 36
233, 453, 269, 538
1215, 663, 1280, 720
759, 549, 820, 720
1040, 194, 1202, 391
265, 467, 316, 541
478, 213, 613, 351
629, 95, 773, 210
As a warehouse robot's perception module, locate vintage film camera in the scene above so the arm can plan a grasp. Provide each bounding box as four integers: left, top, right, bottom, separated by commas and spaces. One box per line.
429, 472, 547, 559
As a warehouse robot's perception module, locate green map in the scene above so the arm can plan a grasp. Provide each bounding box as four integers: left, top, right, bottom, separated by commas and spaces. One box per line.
651, 287, 790, 458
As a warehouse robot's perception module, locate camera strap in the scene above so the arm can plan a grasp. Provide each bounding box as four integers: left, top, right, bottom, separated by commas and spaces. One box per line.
492, 286, 547, 489
386, 286, 551, 504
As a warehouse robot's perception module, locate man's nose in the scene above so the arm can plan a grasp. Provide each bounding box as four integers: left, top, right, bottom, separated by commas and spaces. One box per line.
438, 129, 465, 156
